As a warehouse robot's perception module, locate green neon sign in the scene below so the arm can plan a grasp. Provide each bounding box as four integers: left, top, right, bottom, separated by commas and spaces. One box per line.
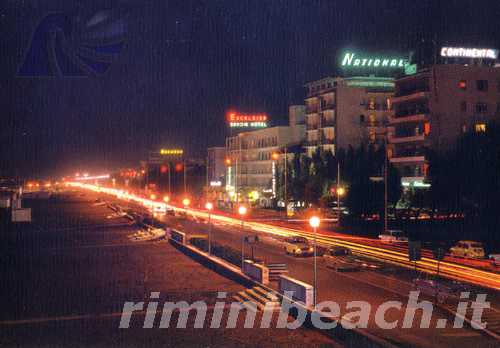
341, 52, 409, 69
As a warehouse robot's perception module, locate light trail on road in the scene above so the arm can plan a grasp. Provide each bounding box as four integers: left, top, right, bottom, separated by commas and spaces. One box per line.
67, 182, 500, 290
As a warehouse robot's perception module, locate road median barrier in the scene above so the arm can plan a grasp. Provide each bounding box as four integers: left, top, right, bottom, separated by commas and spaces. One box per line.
242, 260, 269, 285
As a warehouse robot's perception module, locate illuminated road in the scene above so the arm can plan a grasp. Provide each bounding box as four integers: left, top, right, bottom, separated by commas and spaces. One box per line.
66, 182, 500, 291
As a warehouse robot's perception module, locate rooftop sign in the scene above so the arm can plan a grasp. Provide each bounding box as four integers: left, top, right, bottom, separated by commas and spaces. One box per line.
440, 47, 498, 60
227, 112, 268, 128
159, 149, 183, 155
340, 51, 409, 69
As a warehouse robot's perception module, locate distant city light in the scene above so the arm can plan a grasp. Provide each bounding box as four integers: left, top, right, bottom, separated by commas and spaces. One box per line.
160, 149, 184, 156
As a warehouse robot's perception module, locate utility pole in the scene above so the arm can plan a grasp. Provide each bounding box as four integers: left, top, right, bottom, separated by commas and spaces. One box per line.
284, 147, 288, 219
384, 134, 388, 235
337, 161, 341, 220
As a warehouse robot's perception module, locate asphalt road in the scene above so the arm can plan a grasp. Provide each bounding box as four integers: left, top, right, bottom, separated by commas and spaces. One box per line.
163, 214, 499, 348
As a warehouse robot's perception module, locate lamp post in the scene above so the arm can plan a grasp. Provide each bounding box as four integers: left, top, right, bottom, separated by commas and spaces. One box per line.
182, 197, 190, 208
309, 215, 320, 308
205, 202, 213, 255
238, 205, 247, 269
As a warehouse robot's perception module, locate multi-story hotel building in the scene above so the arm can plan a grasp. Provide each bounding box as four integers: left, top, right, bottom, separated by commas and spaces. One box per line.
304, 76, 395, 156
225, 106, 305, 202
389, 64, 500, 186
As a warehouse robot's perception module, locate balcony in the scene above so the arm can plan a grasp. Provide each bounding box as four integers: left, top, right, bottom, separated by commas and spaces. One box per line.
389, 113, 429, 125
306, 123, 319, 131
305, 140, 319, 147
391, 91, 429, 104
389, 134, 426, 144
321, 103, 335, 110
306, 105, 319, 114
390, 155, 426, 164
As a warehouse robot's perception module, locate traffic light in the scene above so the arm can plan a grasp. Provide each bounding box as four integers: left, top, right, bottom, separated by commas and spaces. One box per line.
160, 165, 168, 174
175, 163, 183, 172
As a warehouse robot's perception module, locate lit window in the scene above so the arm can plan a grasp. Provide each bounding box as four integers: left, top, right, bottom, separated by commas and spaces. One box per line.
458, 80, 467, 90
475, 123, 487, 133
424, 122, 431, 135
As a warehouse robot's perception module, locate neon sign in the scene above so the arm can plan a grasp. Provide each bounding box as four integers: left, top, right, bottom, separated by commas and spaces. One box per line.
227, 112, 268, 128
341, 52, 408, 69
440, 47, 498, 60
160, 149, 183, 155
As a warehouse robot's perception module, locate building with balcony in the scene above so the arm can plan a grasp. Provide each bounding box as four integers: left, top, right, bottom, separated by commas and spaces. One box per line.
207, 147, 226, 186
304, 76, 395, 157
225, 106, 306, 203
389, 64, 500, 186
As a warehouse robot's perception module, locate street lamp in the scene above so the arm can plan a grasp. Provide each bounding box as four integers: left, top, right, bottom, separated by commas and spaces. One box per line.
182, 198, 190, 207
336, 186, 345, 221
238, 205, 247, 269
150, 193, 156, 200
205, 202, 214, 255
163, 195, 170, 203
272, 149, 288, 218
309, 215, 320, 308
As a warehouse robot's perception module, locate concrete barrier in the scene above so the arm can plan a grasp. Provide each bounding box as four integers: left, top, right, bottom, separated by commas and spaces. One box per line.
170, 229, 186, 244
278, 274, 314, 308
242, 260, 269, 285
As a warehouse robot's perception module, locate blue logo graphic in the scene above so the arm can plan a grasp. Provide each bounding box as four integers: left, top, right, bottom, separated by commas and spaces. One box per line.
18, 9, 128, 77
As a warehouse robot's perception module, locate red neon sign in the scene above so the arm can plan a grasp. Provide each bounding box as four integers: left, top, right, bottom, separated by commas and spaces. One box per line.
227, 112, 268, 122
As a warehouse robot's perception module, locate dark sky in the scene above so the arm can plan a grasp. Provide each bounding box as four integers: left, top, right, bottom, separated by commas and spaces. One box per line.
1, 0, 499, 178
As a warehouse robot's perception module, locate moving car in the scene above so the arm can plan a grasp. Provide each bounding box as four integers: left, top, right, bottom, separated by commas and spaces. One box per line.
378, 229, 408, 243
449, 240, 485, 259
323, 246, 360, 272
488, 254, 500, 267
283, 236, 314, 257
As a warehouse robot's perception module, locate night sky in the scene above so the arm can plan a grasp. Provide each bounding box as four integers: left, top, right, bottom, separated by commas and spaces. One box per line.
1, 0, 499, 178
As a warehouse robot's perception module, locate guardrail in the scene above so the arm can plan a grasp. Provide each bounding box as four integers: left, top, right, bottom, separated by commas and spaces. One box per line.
170, 228, 186, 244
242, 260, 269, 285
278, 275, 314, 308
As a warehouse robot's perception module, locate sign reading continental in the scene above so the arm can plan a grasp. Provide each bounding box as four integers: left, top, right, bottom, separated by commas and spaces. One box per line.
341, 51, 409, 69
440, 47, 498, 60
227, 112, 268, 128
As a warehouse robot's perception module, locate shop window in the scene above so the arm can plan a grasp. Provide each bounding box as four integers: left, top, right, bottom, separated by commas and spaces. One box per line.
477, 80, 488, 91
475, 123, 487, 133
458, 80, 467, 90
460, 101, 467, 112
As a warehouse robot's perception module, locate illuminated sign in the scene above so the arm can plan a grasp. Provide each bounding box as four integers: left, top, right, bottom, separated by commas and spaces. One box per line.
341, 52, 409, 69
210, 181, 222, 187
227, 112, 268, 128
440, 47, 498, 59
159, 149, 183, 156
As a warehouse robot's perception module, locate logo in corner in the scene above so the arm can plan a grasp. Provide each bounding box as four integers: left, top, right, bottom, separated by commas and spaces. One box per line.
18, 9, 128, 77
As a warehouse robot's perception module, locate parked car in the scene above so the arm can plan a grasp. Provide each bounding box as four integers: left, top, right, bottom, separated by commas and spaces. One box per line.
323, 246, 360, 272
488, 254, 500, 267
449, 240, 485, 259
413, 277, 467, 303
283, 236, 314, 256
378, 230, 408, 243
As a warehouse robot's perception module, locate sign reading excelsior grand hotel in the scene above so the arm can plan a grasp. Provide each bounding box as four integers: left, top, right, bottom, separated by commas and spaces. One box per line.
227, 112, 268, 128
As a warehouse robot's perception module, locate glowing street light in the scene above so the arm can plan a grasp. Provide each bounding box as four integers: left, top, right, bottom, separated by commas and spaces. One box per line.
272, 152, 279, 160
163, 196, 170, 203
309, 215, 321, 307
205, 202, 214, 255
150, 194, 157, 200
182, 198, 191, 207
238, 205, 247, 269
336, 187, 345, 196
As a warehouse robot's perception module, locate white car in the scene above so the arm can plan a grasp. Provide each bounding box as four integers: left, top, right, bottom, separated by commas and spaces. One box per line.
284, 236, 314, 256
449, 240, 485, 259
489, 254, 500, 267
378, 230, 408, 243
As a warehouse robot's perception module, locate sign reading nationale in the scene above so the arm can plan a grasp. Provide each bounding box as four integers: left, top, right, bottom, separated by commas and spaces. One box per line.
341, 51, 409, 69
